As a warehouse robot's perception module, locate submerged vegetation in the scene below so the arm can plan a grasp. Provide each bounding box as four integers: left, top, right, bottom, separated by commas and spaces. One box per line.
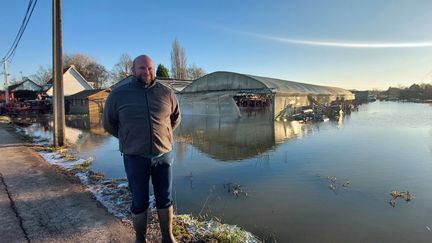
224, 182, 248, 198
389, 190, 414, 208
327, 176, 351, 194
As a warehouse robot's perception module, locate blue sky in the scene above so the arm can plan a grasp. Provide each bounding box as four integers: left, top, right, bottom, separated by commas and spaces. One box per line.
1, 0, 432, 90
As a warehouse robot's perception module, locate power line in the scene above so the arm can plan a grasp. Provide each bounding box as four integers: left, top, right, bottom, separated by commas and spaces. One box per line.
2, 0, 38, 62
2, 0, 33, 60
9, 0, 38, 63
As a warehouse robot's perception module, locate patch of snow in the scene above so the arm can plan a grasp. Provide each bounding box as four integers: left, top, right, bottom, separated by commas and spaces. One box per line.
117, 182, 128, 189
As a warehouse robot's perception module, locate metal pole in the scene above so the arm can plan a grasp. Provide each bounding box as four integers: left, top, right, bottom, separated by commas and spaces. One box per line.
2, 59, 9, 105
53, 0, 65, 147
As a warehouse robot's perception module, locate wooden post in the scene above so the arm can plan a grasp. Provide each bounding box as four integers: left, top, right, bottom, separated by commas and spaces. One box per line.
52, 0, 65, 147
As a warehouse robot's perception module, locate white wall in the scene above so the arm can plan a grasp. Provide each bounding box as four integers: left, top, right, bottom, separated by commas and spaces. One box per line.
46, 68, 93, 96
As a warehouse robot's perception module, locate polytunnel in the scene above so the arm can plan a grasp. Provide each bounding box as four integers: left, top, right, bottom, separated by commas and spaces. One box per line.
177, 71, 354, 118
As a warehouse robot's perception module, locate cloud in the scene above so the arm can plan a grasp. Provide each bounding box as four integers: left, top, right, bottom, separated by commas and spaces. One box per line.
215, 25, 432, 49
257, 35, 432, 48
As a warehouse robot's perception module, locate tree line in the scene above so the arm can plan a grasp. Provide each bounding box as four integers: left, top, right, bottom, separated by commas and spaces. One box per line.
384, 83, 432, 101
21, 38, 205, 88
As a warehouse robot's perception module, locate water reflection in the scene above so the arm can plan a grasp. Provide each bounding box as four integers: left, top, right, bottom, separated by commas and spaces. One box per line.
65, 115, 111, 152
17, 113, 339, 163
14, 114, 111, 148
175, 114, 329, 161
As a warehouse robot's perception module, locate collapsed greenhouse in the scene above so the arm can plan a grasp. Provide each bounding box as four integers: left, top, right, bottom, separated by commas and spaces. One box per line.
177, 71, 355, 119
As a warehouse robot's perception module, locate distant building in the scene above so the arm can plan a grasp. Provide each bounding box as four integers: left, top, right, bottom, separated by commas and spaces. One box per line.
65, 89, 110, 115
0, 78, 42, 101
110, 75, 192, 92
350, 90, 369, 103
387, 87, 400, 100
350, 90, 376, 103
8, 78, 42, 92
43, 65, 93, 96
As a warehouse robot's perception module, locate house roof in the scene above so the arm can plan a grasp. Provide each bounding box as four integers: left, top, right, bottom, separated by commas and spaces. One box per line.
8, 78, 41, 92
8, 83, 21, 92
65, 89, 108, 99
110, 75, 192, 92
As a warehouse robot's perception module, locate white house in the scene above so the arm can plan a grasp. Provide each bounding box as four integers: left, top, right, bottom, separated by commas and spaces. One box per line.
44, 65, 93, 96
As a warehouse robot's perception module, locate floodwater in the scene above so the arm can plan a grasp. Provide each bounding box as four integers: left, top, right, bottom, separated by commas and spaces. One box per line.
18, 102, 432, 242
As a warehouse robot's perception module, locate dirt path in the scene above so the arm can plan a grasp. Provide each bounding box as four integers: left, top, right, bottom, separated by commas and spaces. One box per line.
0, 123, 134, 243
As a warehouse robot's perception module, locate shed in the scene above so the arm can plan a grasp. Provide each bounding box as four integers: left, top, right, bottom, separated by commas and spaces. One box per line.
178, 71, 354, 118
65, 89, 110, 115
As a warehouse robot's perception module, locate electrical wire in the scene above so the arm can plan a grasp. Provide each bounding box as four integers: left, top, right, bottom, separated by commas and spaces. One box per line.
2, 0, 38, 62
2, 0, 33, 61
9, 0, 38, 63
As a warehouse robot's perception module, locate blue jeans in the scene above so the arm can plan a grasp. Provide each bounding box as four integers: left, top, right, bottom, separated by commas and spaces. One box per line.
123, 152, 174, 214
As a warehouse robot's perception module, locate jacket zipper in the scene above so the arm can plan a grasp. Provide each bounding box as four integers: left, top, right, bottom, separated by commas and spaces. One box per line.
144, 89, 153, 154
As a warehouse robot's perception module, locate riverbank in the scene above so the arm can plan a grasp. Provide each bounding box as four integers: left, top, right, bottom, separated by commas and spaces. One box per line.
0, 117, 260, 242
0, 121, 135, 242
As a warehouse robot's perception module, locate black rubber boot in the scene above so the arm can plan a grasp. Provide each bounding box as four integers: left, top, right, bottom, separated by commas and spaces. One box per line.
132, 211, 148, 243
157, 206, 177, 243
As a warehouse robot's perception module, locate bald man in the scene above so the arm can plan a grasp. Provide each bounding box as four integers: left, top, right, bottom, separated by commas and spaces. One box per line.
104, 55, 180, 243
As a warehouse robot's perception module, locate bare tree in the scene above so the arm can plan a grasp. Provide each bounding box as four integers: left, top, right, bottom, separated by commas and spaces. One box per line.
170, 38, 187, 79
187, 63, 206, 80
111, 53, 133, 83
30, 65, 52, 85
86, 62, 109, 88
63, 53, 109, 88
8, 76, 20, 85
64, 53, 94, 72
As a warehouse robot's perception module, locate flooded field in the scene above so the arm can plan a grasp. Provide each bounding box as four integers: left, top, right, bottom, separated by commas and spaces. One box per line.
17, 101, 432, 242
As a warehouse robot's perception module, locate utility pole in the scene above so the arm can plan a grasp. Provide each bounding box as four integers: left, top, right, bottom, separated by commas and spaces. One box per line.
53, 0, 65, 147
2, 59, 9, 105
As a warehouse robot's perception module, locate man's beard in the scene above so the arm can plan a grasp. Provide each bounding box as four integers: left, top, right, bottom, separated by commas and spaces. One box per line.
136, 76, 153, 85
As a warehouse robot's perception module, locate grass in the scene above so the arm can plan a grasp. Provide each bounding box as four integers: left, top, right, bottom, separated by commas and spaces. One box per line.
32, 145, 78, 160
173, 214, 256, 243
0, 115, 11, 123
173, 216, 195, 242
72, 159, 93, 171
88, 170, 104, 182
203, 223, 248, 243
58, 151, 78, 161
32, 145, 57, 152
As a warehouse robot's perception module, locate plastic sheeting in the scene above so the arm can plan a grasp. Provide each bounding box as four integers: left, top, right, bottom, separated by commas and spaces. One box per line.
180, 71, 354, 98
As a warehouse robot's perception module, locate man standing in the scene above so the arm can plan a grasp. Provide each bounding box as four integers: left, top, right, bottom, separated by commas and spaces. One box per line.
104, 55, 180, 243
